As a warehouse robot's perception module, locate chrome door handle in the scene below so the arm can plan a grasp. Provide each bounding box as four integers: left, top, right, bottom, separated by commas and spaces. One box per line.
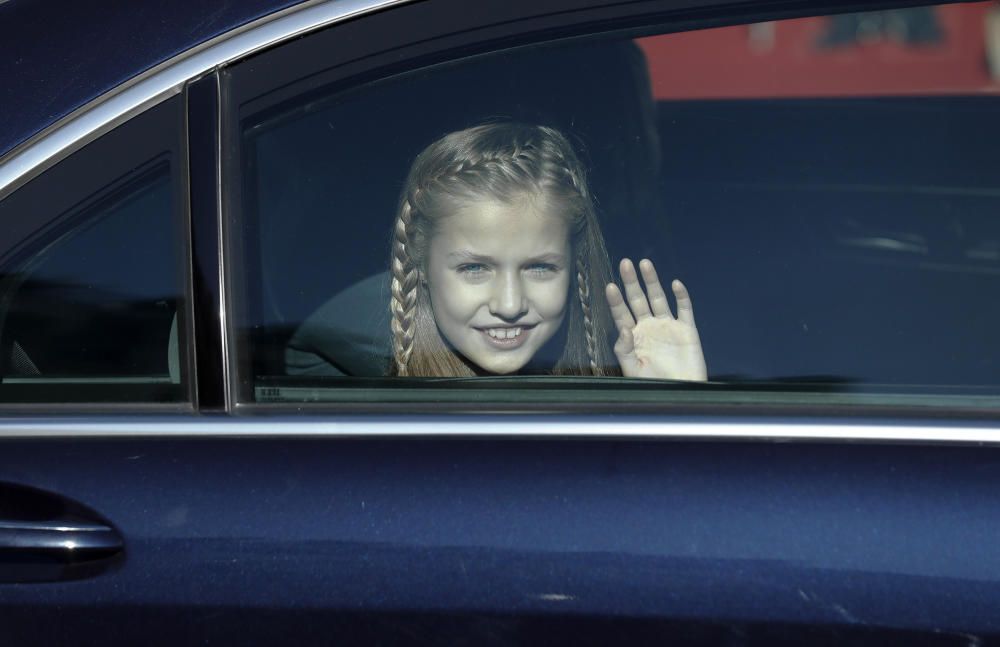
0, 483, 124, 582
0, 519, 122, 554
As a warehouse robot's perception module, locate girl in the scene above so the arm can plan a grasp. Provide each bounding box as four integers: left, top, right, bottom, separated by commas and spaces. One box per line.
389, 122, 707, 380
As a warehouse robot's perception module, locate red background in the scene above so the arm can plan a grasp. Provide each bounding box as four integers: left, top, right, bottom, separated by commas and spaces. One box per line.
636, 2, 999, 98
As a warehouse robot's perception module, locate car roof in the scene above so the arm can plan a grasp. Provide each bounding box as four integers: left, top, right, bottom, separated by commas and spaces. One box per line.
0, 0, 303, 157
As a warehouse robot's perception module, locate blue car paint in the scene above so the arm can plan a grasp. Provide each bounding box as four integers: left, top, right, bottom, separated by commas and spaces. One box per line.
1, 431, 1000, 643
0, 0, 302, 157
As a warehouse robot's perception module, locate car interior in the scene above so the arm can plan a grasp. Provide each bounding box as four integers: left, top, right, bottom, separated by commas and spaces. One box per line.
0, 170, 182, 393
245, 32, 1000, 390
246, 40, 665, 378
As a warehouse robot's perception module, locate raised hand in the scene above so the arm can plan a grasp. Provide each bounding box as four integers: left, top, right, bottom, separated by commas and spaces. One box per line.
605, 258, 707, 381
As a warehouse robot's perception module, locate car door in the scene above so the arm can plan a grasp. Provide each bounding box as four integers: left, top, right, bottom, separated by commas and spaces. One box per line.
3, 0, 1000, 644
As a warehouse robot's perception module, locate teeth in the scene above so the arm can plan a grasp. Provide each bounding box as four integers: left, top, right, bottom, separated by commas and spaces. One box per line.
486, 327, 522, 339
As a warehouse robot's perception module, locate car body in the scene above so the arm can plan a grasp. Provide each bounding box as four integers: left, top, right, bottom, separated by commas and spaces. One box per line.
2, 0, 1000, 643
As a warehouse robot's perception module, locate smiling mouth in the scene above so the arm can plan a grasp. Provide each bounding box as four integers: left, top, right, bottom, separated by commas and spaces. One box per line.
477, 325, 535, 349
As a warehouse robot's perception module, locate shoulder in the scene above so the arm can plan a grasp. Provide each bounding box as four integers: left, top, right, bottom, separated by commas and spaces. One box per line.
285, 272, 392, 376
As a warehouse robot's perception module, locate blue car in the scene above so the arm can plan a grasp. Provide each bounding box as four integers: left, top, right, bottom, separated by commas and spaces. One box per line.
2, 0, 1000, 643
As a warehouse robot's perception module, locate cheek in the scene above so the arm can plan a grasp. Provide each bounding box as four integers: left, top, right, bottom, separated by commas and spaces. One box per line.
429, 275, 484, 321
530, 275, 572, 319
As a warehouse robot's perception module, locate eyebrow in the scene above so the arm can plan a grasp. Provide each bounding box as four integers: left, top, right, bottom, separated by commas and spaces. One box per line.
447, 250, 495, 263
446, 250, 567, 264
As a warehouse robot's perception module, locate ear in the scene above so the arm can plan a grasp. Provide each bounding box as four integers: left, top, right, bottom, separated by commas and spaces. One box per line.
419, 268, 428, 285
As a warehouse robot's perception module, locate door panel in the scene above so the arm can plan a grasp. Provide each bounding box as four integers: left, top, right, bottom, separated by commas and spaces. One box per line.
1, 432, 998, 644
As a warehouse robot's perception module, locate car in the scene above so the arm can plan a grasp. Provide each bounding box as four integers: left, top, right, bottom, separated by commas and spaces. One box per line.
2, 0, 1000, 643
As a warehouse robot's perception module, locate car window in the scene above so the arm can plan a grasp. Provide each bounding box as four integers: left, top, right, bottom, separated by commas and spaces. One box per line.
226, 1, 1000, 410
0, 96, 189, 405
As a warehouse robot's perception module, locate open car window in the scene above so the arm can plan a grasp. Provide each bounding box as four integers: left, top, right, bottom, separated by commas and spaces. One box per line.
226, 1, 1000, 411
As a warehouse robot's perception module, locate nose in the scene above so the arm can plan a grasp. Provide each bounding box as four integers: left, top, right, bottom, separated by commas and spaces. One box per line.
489, 270, 528, 320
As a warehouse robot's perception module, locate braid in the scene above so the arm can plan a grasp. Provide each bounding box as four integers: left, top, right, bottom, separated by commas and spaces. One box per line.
390, 199, 419, 376
417, 127, 567, 198
577, 258, 600, 376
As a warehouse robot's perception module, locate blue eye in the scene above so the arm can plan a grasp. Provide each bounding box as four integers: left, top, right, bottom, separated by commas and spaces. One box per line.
526, 263, 559, 275
457, 263, 488, 274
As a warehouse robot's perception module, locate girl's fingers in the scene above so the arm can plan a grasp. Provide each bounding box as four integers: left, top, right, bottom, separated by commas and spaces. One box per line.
672, 279, 696, 325
615, 326, 634, 355
613, 326, 637, 367
619, 258, 652, 320
638, 259, 672, 319
605, 283, 636, 333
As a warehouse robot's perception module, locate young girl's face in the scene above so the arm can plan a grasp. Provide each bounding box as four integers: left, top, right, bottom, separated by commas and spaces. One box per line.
425, 196, 572, 374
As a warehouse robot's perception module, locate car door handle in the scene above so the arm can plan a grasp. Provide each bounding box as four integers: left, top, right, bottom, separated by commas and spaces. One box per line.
0, 482, 125, 583
0, 519, 122, 554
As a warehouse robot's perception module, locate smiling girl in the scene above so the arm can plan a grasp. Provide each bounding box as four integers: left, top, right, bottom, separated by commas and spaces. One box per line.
389, 122, 707, 380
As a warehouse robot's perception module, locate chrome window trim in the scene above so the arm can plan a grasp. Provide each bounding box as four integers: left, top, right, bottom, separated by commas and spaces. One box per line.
0, 418, 998, 443
0, 0, 409, 199
215, 76, 233, 412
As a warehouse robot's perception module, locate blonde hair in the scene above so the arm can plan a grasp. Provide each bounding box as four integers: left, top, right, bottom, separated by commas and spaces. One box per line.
390, 123, 617, 377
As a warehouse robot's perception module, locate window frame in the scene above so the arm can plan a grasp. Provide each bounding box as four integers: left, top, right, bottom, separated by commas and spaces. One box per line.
0, 93, 196, 412
217, 0, 1000, 417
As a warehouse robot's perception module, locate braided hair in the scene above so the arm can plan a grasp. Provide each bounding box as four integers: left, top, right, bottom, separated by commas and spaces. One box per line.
389, 122, 617, 377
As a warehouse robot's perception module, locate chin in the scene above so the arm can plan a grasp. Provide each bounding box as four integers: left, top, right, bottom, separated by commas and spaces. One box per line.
467, 352, 531, 376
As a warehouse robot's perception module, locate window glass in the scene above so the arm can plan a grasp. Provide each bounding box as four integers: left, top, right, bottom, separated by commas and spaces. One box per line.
0, 100, 187, 404
232, 2, 1000, 408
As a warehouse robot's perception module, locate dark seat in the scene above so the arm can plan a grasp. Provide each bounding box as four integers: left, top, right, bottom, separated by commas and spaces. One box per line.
286, 272, 390, 376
